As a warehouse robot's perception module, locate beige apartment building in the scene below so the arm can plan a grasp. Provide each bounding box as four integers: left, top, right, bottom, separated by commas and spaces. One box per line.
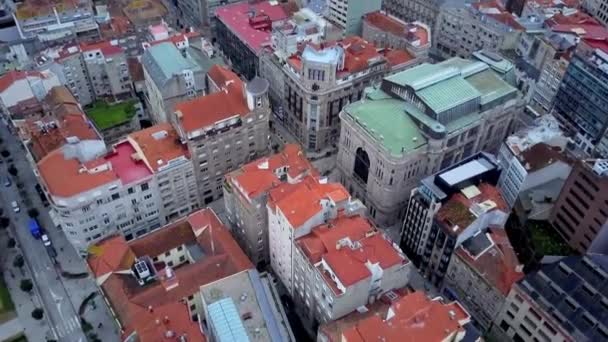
223, 144, 316, 268
173, 65, 270, 205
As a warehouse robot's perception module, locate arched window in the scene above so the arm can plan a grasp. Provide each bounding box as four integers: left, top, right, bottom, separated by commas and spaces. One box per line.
354, 147, 370, 184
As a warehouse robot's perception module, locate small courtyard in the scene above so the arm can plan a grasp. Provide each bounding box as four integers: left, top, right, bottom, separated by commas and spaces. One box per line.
86, 100, 136, 130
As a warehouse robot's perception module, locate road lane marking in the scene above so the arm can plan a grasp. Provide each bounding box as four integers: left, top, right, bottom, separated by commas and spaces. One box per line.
69, 317, 80, 330
56, 324, 65, 337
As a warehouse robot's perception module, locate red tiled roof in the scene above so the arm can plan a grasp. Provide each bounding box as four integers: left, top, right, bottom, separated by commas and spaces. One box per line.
129, 220, 195, 257
215, 1, 288, 54
550, 24, 608, 40
87, 208, 252, 342
127, 57, 144, 82
288, 36, 405, 77
472, 0, 524, 30
457, 228, 523, 295
297, 215, 406, 289
383, 49, 414, 67
0, 70, 45, 92
80, 40, 124, 56
545, 12, 599, 27
584, 37, 608, 54
228, 144, 317, 199
341, 36, 383, 74
175, 66, 249, 133
341, 292, 470, 342
207, 64, 237, 90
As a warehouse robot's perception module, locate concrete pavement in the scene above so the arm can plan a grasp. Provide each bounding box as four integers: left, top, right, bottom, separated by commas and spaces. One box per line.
0, 121, 118, 342
0, 317, 24, 341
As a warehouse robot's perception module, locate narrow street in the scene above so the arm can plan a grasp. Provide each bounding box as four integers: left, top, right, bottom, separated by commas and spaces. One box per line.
0, 121, 118, 342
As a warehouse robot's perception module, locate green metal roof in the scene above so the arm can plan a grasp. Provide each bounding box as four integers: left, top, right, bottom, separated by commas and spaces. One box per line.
417, 76, 481, 114
445, 111, 481, 133
146, 42, 202, 82
465, 69, 517, 105
345, 94, 427, 156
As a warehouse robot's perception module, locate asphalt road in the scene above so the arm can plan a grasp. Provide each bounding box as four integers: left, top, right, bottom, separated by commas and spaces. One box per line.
0, 122, 87, 342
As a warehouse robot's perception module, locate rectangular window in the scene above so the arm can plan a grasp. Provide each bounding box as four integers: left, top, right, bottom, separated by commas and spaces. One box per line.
111, 193, 120, 200
519, 324, 532, 336
141, 183, 149, 191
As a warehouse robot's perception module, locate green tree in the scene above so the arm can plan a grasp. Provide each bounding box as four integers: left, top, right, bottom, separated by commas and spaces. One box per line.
0, 150, 9, 158
13, 255, 24, 274
7, 237, 16, 248
27, 208, 39, 218
19, 279, 33, 293
7, 165, 17, 177
31, 308, 44, 320
0, 217, 9, 229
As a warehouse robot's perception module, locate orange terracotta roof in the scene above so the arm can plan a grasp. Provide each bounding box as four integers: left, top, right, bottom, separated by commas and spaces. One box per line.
297, 215, 407, 289
228, 144, 317, 199
207, 64, 238, 90
88, 235, 136, 278
341, 36, 383, 74
456, 228, 523, 295
298, 215, 374, 263
128, 123, 188, 172
319, 288, 411, 341
175, 66, 249, 133
0, 70, 45, 92
38, 149, 117, 198
29, 113, 98, 160
341, 292, 470, 342
267, 177, 337, 227
383, 49, 414, 67
129, 219, 195, 257
87, 208, 252, 342
363, 11, 429, 46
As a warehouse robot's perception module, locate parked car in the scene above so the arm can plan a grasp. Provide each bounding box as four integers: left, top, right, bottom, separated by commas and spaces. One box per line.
4, 177, 10, 187
11, 201, 19, 213
41, 234, 51, 247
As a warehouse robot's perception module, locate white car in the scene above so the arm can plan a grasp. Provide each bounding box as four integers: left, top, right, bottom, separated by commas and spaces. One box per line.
41, 234, 51, 247
11, 201, 19, 213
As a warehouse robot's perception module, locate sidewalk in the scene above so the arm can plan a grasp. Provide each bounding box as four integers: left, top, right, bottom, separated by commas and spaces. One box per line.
0, 232, 54, 342
0, 317, 23, 341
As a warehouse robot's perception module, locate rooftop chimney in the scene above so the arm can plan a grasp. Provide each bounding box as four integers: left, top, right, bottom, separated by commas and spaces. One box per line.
161, 266, 179, 291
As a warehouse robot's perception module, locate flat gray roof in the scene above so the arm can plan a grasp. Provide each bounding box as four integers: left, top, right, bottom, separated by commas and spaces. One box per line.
439, 159, 492, 186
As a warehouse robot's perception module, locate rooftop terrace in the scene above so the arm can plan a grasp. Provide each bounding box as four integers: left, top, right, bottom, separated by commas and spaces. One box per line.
216, 1, 288, 54
105, 141, 152, 185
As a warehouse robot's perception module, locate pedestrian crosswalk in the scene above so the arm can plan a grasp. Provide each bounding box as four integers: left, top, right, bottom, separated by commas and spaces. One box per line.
55, 316, 81, 338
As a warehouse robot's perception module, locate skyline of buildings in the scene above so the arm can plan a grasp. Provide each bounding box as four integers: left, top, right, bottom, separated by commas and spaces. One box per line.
1, 0, 608, 341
